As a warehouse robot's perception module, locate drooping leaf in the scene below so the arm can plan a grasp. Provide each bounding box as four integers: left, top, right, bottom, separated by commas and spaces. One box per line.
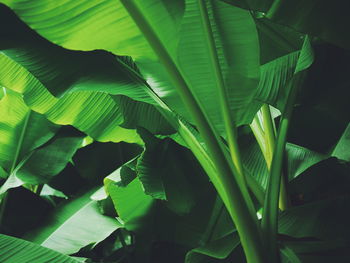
289, 44, 350, 153
0, 1, 183, 60
221, 0, 350, 50
331, 123, 350, 162
266, 0, 350, 49
0, 5, 174, 143
137, 0, 261, 132
105, 169, 155, 232
0, 4, 168, 106
0, 127, 84, 195
253, 35, 314, 113
0, 233, 80, 263
40, 184, 68, 200
0, 91, 58, 173
26, 188, 121, 255
137, 129, 199, 214
255, 18, 303, 64
286, 143, 327, 181
176, 0, 260, 127
15, 127, 84, 185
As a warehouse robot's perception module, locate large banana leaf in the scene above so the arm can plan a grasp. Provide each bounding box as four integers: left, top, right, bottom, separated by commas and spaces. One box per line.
0, 5, 174, 143
175, 0, 260, 127
0, 0, 183, 60
222, 0, 350, 49
137, 129, 200, 214
0, 5, 155, 101
0, 126, 84, 196
25, 187, 121, 254
0, 233, 80, 263
1, 0, 261, 131
0, 91, 58, 174
136, 0, 261, 129
103, 161, 155, 231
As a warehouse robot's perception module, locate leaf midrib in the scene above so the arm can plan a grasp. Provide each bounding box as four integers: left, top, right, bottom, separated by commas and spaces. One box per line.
10, 110, 31, 174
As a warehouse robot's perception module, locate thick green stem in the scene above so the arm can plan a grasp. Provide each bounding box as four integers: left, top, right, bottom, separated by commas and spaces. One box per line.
250, 115, 267, 161
118, 47, 265, 208
261, 104, 275, 166
197, 0, 245, 184
119, 1, 266, 262
261, 104, 289, 210
261, 76, 302, 262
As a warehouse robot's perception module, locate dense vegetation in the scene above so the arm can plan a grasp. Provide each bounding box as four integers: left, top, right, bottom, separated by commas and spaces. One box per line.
0, 1, 349, 262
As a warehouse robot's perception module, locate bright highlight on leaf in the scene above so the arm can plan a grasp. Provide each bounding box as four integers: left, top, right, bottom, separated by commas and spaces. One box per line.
0, 1, 349, 263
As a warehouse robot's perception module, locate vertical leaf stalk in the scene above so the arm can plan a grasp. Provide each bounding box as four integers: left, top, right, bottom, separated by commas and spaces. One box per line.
119, 1, 266, 262
261, 75, 302, 262
261, 104, 289, 210
197, 0, 246, 185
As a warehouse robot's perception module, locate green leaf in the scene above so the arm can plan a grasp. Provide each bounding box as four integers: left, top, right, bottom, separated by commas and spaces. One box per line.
0, 127, 84, 195
279, 197, 350, 241
15, 127, 84, 185
332, 123, 350, 162
177, 0, 260, 127
26, 188, 121, 255
220, 0, 273, 12
267, 0, 350, 49
137, 0, 261, 130
222, 0, 350, 49
40, 184, 68, 200
0, 233, 80, 263
0, 0, 183, 60
255, 18, 303, 64
105, 171, 154, 232
280, 245, 302, 263
282, 240, 350, 263
185, 232, 240, 262
0, 46, 141, 143
137, 129, 198, 214
286, 143, 327, 181
254, 35, 314, 113
0, 5, 174, 143
0, 92, 58, 173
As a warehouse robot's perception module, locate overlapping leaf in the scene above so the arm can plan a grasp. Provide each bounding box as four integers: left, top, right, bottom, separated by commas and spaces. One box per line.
0, 234, 80, 263
26, 188, 121, 254
0, 91, 58, 174
0, 0, 183, 60
0, 5, 174, 144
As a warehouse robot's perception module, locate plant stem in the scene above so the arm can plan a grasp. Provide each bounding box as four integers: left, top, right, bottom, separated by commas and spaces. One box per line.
261, 76, 302, 262
197, 0, 246, 185
261, 104, 275, 166
118, 50, 265, 207
250, 115, 268, 161
119, 1, 266, 262
261, 104, 289, 210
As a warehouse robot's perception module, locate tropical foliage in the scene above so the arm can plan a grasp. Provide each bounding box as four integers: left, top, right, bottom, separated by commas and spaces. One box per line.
0, 1, 349, 262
